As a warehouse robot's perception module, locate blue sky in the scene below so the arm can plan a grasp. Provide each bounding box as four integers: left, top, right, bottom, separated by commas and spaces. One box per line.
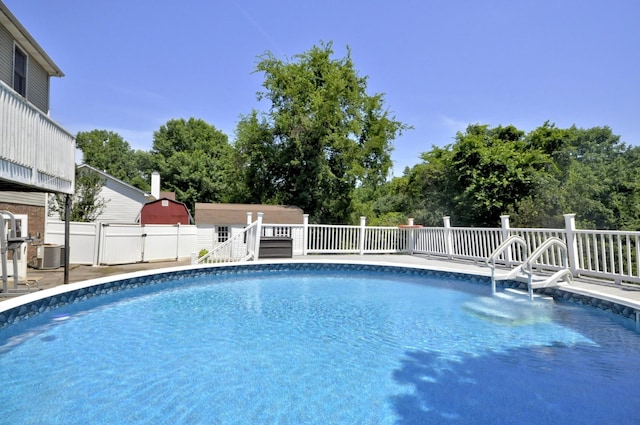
6, 0, 639, 176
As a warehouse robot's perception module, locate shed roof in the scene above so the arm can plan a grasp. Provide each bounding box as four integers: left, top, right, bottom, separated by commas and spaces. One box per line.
195, 203, 304, 225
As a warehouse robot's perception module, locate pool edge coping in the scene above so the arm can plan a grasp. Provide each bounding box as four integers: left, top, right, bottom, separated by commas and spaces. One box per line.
1, 259, 639, 329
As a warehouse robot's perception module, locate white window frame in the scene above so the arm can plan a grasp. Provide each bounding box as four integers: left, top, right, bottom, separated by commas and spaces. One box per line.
216, 225, 230, 243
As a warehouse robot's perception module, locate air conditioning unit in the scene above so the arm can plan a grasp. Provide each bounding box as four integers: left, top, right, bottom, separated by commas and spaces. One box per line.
36, 244, 61, 270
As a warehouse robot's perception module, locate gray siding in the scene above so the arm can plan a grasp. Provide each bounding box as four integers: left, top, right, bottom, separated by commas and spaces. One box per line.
0, 22, 50, 113
27, 58, 49, 113
0, 24, 12, 84
0, 191, 46, 207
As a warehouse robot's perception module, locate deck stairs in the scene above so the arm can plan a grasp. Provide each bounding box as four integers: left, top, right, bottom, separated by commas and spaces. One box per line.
486, 236, 573, 301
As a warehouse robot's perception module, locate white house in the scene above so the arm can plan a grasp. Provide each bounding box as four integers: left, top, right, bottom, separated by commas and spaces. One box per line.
70, 164, 151, 223
0, 1, 75, 283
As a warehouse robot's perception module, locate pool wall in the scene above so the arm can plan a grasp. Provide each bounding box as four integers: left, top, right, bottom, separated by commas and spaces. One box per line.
1, 261, 639, 331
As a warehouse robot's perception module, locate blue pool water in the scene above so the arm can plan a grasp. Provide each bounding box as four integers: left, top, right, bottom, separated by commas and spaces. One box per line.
1, 268, 639, 424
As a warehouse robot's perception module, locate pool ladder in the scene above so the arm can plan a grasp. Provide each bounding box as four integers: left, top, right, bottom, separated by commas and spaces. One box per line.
486, 236, 573, 301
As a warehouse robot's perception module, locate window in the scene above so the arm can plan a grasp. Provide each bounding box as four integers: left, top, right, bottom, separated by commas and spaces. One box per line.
13, 46, 27, 96
217, 226, 229, 243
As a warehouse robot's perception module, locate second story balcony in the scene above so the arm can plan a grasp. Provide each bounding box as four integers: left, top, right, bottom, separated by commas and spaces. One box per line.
0, 79, 75, 194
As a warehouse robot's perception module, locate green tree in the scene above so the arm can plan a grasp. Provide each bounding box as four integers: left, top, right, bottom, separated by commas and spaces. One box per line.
76, 130, 140, 184
394, 122, 639, 229
49, 166, 107, 222
151, 118, 234, 211
235, 42, 409, 223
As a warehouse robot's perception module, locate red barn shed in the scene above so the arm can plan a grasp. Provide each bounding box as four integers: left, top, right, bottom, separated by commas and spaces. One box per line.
140, 198, 193, 225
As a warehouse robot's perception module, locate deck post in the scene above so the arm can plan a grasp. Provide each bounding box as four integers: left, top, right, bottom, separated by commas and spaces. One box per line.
408, 218, 415, 255
443, 216, 453, 258
359, 216, 366, 255
500, 215, 512, 266
254, 212, 264, 259
564, 214, 579, 276
64, 194, 71, 284
302, 214, 309, 256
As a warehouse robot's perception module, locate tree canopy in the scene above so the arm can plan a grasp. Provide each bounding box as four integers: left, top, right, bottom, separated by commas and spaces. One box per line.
390, 123, 640, 229
150, 118, 235, 211
70, 42, 640, 231
76, 129, 151, 191
234, 42, 409, 223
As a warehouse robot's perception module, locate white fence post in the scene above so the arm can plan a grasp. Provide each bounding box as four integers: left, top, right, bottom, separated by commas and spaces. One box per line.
359, 216, 367, 255
500, 215, 512, 266
302, 214, 309, 256
443, 216, 453, 258
246, 212, 252, 225
254, 212, 263, 259
564, 213, 579, 276
408, 218, 415, 255
92, 221, 101, 266
175, 223, 181, 260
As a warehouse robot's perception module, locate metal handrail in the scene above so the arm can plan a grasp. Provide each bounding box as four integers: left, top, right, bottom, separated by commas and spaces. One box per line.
486, 236, 527, 294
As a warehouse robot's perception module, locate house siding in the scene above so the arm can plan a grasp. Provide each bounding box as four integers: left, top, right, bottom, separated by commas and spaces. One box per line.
0, 191, 46, 207
26, 57, 49, 113
0, 21, 49, 113
96, 182, 147, 223
0, 24, 12, 84
196, 223, 247, 251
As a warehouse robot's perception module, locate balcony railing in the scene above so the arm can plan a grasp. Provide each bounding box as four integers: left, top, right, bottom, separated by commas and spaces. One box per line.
0, 80, 75, 194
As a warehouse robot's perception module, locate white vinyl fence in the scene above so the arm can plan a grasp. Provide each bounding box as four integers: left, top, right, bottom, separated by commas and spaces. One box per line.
46, 221, 196, 265
47, 213, 640, 286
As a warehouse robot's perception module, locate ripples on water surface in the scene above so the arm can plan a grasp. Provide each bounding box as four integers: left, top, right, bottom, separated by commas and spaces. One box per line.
1, 269, 639, 424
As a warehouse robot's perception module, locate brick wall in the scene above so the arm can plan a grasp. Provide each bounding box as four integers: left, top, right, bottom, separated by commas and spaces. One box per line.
0, 202, 45, 266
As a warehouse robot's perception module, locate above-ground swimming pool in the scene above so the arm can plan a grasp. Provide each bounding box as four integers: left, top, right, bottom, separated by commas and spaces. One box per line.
1, 262, 639, 424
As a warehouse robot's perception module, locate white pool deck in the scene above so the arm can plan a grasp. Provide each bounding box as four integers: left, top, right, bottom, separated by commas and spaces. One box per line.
4, 253, 640, 314
296, 254, 640, 310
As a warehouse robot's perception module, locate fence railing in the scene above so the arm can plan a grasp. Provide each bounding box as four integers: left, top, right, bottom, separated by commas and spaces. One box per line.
47, 213, 640, 286
0, 80, 75, 194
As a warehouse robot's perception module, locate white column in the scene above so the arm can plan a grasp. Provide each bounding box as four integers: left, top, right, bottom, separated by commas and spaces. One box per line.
254, 212, 264, 260
564, 213, 579, 276
359, 216, 367, 255
408, 218, 415, 255
500, 215, 512, 266
443, 216, 453, 258
302, 214, 309, 256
